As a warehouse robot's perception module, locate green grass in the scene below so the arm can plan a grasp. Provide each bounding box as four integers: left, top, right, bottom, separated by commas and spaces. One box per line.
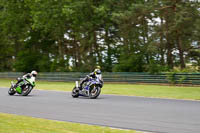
1, 78, 200, 100
0, 113, 138, 133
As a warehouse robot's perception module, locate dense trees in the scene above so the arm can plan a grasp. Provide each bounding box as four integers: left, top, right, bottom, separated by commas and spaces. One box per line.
0, 0, 199, 72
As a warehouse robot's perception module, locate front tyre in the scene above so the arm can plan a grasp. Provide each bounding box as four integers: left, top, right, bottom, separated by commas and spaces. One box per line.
89, 86, 101, 99
21, 85, 33, 96
72, 87, 79, 98
8, 86, 16, 95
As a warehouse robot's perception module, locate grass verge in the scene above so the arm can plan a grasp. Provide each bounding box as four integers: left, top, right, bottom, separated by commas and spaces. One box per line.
1, 78, 200, 100
0, 113, 138, 133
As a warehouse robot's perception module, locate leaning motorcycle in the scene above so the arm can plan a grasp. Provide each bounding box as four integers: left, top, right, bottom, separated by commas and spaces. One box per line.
8, 77, 36, 96
72, 77, 102, 99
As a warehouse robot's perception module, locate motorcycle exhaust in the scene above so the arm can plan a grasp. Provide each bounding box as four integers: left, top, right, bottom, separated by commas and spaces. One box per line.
75, 81, 79, 88
11, 81, 15, 87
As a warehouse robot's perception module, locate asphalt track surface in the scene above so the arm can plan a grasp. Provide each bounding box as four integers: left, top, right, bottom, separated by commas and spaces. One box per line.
0, 88, 200, 133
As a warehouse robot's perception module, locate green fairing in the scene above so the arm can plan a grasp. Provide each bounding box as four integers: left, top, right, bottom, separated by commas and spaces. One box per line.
16, 86, 22, 94
33, 82, 35, 87
32, 82, 35, 87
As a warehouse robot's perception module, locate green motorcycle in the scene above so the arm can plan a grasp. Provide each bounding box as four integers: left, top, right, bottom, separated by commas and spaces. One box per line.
8, 77, 36, 96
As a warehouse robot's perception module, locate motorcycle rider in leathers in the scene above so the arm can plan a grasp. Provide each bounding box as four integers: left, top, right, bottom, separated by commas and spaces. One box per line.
79, 68, 103, 90
15, 70, 37, 87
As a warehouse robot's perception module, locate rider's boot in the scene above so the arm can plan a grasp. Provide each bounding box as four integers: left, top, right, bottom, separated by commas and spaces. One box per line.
14, 78, 22, 88
14, 83, 18, 88
79, 80, 84, 90
79, 85, 83, 90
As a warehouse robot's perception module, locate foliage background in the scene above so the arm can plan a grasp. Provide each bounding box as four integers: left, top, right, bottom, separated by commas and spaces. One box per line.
0, 0, 199, 72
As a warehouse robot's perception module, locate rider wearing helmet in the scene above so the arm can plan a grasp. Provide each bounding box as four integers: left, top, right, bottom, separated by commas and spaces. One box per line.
79, 67, 103, 90
22, 70, 37, 78
15, 70, 38, 86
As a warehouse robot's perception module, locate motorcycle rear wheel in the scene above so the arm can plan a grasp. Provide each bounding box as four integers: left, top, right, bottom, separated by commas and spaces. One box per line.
8, 86, 16, 95
72, 87, 79, 98
21, 85, 33, 96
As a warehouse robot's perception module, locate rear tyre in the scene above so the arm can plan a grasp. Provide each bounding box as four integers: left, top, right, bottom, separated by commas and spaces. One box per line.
8, 86, 16, 95
72, 87, 79, 98
21, 85, 33, 96
89, 86, 101, 99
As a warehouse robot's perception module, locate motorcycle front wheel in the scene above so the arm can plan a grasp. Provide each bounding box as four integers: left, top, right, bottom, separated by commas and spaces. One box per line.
21, 85, 33, 96
89, 86, 101, 99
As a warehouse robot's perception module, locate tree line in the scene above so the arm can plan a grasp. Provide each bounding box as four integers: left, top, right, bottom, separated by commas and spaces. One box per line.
0, 0, 199, 72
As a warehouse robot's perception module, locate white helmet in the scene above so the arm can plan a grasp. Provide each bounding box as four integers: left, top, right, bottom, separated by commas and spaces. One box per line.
31, 70, 37, 77
94, 69, 101, 75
